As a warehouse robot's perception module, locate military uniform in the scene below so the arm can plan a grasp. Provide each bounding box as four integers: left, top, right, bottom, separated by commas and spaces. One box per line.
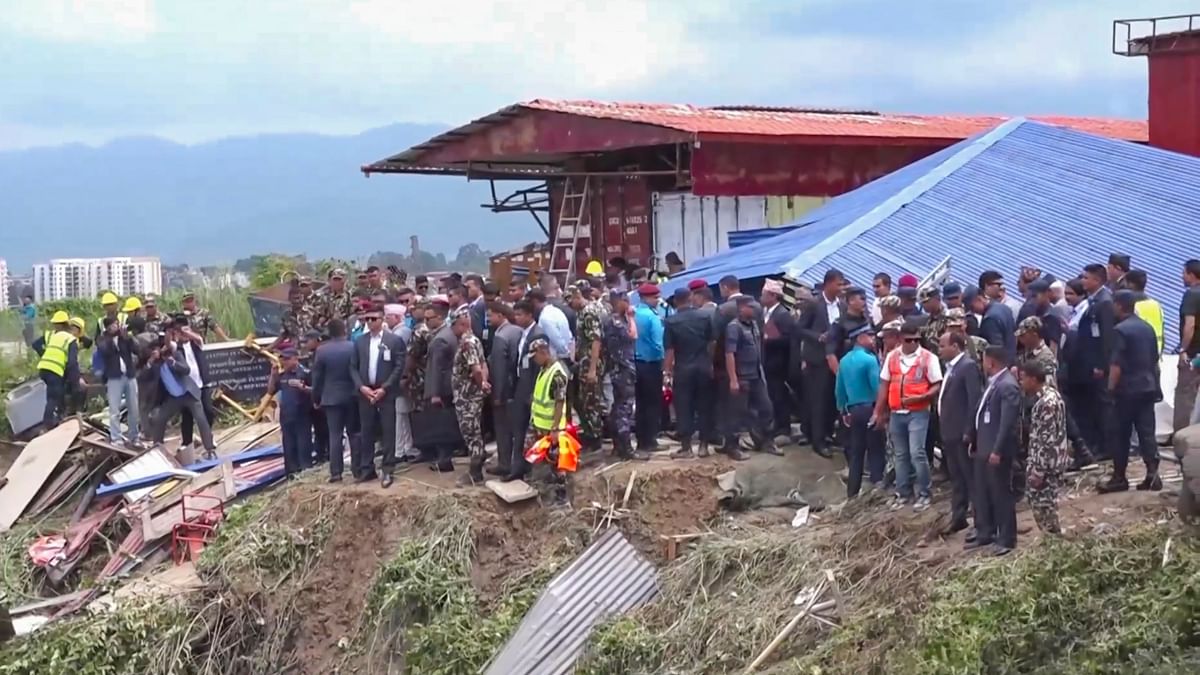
281, 303, 317, 341
603, 310, 638, 454
452, 332, 488, 465
407, 322, 431, 413
1026, 385, 1068, 534
574, 299, 608, 445
1019, 343, 1058, 388
315, 288, 353, 327
921, 309, 950, 357
187, 308, 220, 340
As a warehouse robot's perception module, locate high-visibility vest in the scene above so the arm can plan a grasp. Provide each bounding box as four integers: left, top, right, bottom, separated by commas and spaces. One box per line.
530, 361, 569, 431
886, 348, 935, 412
1134, 298, 1164, 354
97, 312, 128, 333
37, 330, 75, 377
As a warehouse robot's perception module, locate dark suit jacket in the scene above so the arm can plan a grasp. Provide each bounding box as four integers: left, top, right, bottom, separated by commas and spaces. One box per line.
468, 298, 487, 342
1074, 287, 1116, 378
971, 370, 1021, 460
488, 321, 523, 404
762, 304, 793, 373
95, 334, 138, 381
513, 324, 547, 403
938, 355, 983, 442
978, 301, 1016, 361
712, 295, 763, 372
794, 296, 846, 367
424, 323, 458, 401
312, 338, 356, 407
177, 339, 211, 388
350, 330, 406, 397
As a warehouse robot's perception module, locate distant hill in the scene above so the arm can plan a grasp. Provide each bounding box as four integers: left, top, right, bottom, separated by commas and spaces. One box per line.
0, 123, 542, 270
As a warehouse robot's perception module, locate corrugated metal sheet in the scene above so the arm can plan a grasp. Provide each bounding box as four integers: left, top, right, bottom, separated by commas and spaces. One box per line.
671, 119, 1200, 350
727, 226, 801, 249
484, 528, 658, 675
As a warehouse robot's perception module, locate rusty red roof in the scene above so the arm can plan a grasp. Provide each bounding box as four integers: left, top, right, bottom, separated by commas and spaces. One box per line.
521, 99, 1148, 142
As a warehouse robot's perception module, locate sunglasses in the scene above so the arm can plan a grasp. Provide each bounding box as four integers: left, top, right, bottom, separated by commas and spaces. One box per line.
366, 316, 383, 322
903, 337, 921, 343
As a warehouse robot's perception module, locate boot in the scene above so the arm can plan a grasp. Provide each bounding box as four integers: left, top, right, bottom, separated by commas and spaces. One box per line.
1136, 471, 1162, 492
720, 441, 749, 461
762, 439, 785, 457
1097, 475, 1129, 494
696, 442, 711, 458
617, 436, 650, 461
671, 440, 695, 459
456, 459, 485, 486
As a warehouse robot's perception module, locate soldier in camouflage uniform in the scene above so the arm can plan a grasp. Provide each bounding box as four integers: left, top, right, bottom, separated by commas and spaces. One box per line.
918, 286, 950, 357
405, 300, 432, 413
603, 290, 649, 461
182, 291, 228, 341
142, 297, 165, 335
570, 283, 608, 451
315, 268, 354, 328
1019, 360, 1068, 534
1016, 317, 1057, 386
876, 294, 903, 329
280, 286, 317, 343
945, 308, 989, 373
524, 338, 573, 505
451, 311, 490, 484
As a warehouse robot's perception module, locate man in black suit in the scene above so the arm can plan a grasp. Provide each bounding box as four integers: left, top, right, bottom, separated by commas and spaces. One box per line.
760, 279, 795, 438
1099, 290, 1162, 493
312, 319, 357, 483
508, 300, 546, 480
1072, 264, 1117, 462
665, 288, 716, 457
969, 346, 1022, 555
351, 309, 406, 487
937, 331, 983, 537
424, 299, 460, 470
967, 281, 1016, 361
173, 320, 217, 453
794, 269, 848, 458
486, 301, 523, 477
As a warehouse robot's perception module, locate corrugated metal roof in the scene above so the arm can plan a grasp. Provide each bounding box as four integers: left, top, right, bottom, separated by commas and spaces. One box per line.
666, 119, 1200, 350
727, 226, 800, 249
484, 528, 658, 675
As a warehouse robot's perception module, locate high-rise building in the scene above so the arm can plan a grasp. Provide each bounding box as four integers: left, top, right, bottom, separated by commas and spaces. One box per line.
31, 257, 162, 303
0, 258, 9, 307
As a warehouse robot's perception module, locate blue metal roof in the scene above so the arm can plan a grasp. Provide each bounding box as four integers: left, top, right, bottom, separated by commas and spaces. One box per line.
727, 226, 799, 249
664, 119, 1200, 350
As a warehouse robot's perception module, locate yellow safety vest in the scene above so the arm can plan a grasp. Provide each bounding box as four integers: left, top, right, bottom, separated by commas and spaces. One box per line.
530, 361, 569, 432
37, 330, 75, 377
97, 312, 128, 333
1134, 298, 1164, 354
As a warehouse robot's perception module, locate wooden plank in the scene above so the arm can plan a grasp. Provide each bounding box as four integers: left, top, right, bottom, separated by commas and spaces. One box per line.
0, 420, 80, 532
78, 434, 139, 458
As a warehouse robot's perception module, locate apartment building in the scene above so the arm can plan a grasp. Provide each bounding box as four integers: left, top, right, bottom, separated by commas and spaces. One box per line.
0, 258, 8, 307
32, 256, 162, 303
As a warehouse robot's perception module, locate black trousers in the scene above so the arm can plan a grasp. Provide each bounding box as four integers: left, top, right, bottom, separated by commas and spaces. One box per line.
788, 366, 810, 440
493, 401, 514, 471
508, 399, 531, 478
154, 394, 215, 450
40, 371, 65, 427
1113, 392, 1159, 479
802, 363, 835, 450
731, 376, 774, 446
673, 367, 714, 443
1066, 379, 1113, 458
941, 436, 973, 525
181, 387, 216, 447
324, 402, 356, 478
358, 395, 398, 477
280, 416, 313, 476
845, 403, 885, 497
635, 360, 663, 448
973, 452, 1016, 548
310, 406, 329, 463
766, 366, 792, 434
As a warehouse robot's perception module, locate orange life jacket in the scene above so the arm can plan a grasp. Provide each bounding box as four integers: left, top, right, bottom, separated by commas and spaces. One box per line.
886, 348, 935, 412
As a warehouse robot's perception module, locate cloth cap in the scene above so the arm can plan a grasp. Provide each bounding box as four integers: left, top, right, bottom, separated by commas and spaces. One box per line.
384, 303, 406, 316
671, 288, 691, 304
1016, 316, 1043, 336
945, 307, 967, 325
878, 295, 902, 310
1108, 252, 1131, 268
608, 288, 627, 302
942, 281, 963, 298
529, 337, 550, 352
918, 286, 941, 302
1028, 279, 1051, 294
897, 273, 920, 288
279, 347, 299, 358
762, 278, 784, 296
848, 323, 874, 339
329, 268, 347, 279
687, 279, 708, 291
962, 284, 981, 306
896, 286, 918, 300
879, 319, 903, 333
303, 330, 323, 341
637, 283, 660, 296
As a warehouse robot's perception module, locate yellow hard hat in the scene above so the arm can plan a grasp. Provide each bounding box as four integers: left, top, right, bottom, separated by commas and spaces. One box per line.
50, 310, 70, 324
69, 317, 86, 331
585, 260, 603, 276
122, 297, 142, 312
100, 291, 118, 305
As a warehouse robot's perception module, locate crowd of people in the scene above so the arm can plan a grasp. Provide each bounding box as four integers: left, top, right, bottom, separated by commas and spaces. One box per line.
26, 254, 1200, 549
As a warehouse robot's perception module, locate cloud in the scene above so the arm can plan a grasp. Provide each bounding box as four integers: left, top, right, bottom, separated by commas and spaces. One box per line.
0, 0, 157, 43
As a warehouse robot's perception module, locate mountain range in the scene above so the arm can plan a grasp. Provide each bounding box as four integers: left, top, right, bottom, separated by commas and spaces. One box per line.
0, 123, 543, 271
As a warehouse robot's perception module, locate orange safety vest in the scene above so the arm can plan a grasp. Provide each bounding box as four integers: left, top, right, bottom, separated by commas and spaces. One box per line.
886, 348, 935, 412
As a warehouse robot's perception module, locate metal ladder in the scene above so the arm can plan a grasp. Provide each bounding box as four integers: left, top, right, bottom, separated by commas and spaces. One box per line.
548, 176, 591, 282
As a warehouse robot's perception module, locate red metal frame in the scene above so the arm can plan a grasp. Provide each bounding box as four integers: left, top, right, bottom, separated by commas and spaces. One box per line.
170, 492, 225, 565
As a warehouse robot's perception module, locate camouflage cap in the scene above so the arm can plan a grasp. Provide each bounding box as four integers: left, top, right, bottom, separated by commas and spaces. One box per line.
1015, 315, 1043, 336
529, 337, 551, 352
877, 295, 902, 310
918, 286, 941, 303
944, 308, 967, 325
879, 319, 904, 334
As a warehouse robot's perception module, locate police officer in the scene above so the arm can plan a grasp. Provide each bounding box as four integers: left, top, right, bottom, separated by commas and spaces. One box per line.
665, 287, 715, 458
33, 311, 81, 429
724, 295, 779, 455
299, 330, 329, 464
603, 290, 649, 461
270, 347, 313, 476
1098, 290, 1162, 493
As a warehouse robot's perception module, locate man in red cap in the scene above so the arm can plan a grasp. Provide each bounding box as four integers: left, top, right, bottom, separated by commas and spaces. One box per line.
897, 273, 920, 290
634, 283, 667, 452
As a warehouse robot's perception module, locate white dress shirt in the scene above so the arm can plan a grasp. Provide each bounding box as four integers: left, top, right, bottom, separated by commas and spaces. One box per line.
976, 369, 1006, 428
368, 331, 383, 384
518, 324, 534, 369
538, 303, 573, 359
181, 341, 204, 391
825, 294, 841, 323
938, 352, 964, 413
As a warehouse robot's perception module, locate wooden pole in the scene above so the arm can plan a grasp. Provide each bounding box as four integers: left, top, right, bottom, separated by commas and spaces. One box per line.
743, 581, 831, 673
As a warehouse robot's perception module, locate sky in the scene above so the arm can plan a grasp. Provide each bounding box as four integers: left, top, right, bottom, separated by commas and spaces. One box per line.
1, 0, 1197, 151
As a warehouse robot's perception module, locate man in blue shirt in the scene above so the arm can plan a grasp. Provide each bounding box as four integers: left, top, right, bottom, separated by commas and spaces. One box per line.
633, 284, 666, 452
20, 295, 36, 347
270, 347, 313, 477
835, 324, 884, 497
